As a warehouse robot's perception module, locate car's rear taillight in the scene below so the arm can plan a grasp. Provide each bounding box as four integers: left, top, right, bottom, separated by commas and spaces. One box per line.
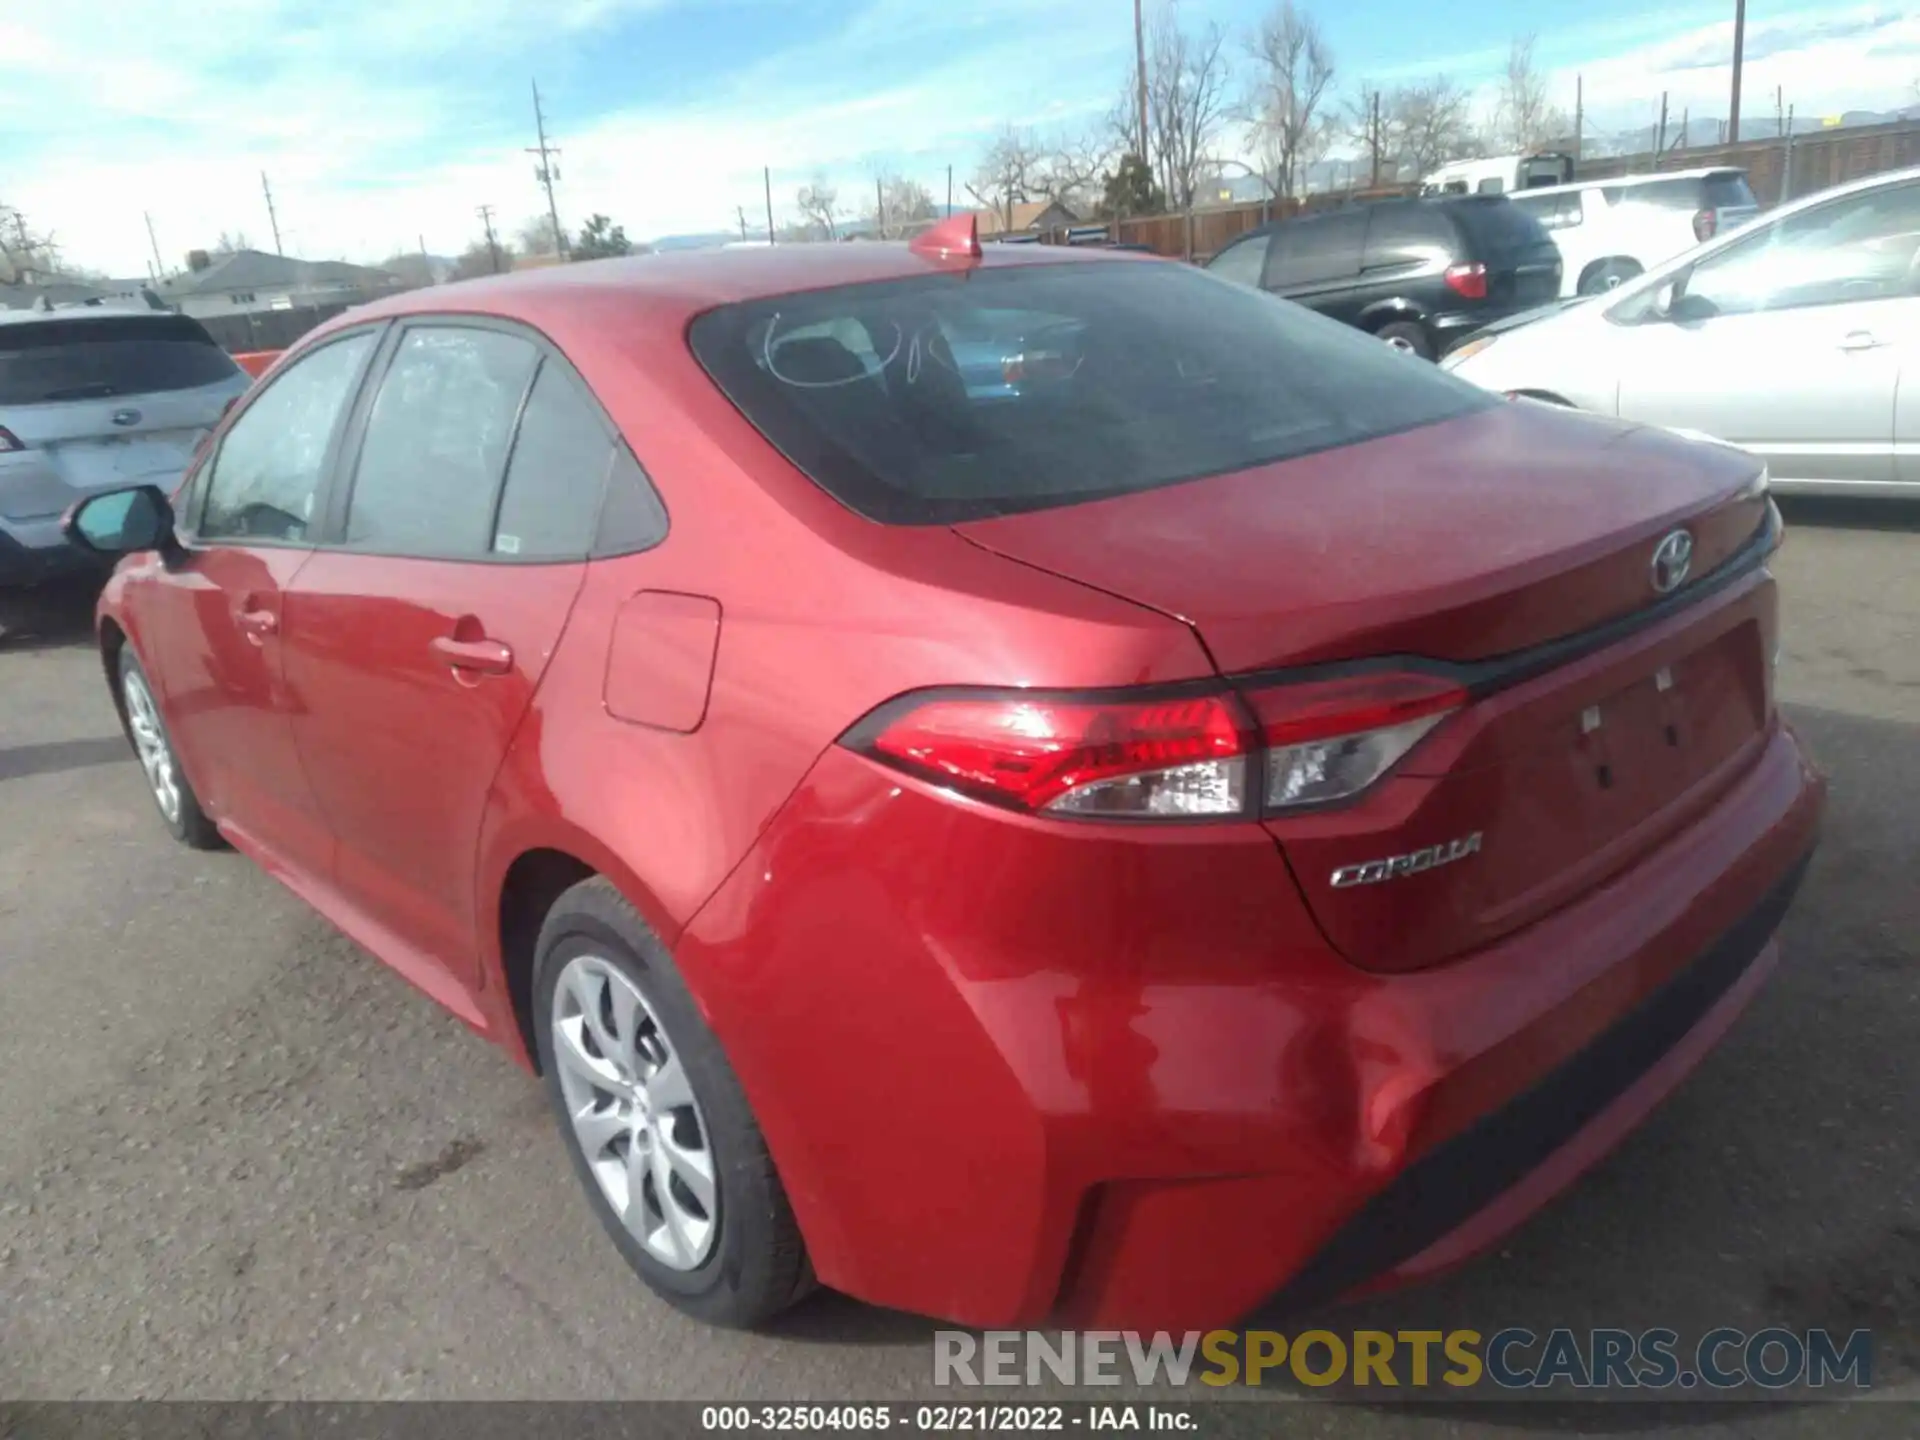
850, 692, 1253, 818
0, 425, 23, 453
1444, 262, 1488, 299
1240, 672, 1466, 809
1693, 208, 1716, 242
843, 672, 1464, 821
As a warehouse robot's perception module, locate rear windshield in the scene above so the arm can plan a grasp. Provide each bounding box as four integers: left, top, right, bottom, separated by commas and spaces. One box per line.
1444, 197, 1554, 256
688, 261, 1492, 524
0, 315, 240, 405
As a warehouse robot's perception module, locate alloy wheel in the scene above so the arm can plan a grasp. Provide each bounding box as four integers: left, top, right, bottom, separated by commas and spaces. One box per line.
551, 954, 718, 1270
122, 669, 182, 825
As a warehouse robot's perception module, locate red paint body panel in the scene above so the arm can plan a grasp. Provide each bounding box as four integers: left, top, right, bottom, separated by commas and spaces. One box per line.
604, 591, 722, 733
93, 245, 1826, 1331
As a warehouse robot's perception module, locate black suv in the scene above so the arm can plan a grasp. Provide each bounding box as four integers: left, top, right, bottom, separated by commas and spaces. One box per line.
1204, 196, 1563, 360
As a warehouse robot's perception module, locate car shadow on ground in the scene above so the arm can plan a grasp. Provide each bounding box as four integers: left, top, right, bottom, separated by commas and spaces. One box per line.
0, 577, 104, 652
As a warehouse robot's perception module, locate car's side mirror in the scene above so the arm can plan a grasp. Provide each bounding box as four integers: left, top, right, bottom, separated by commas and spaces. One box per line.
62, 484, 177, 560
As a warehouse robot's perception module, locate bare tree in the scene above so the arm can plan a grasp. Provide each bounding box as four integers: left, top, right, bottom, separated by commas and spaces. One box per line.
968, 127, 1047, 231
1142, 3, 1233, 211
211, 230, 252, 256
1496, 35, 1568, 152
795, 178, 842, 240
1244, 0, 1335, 200
451, 236, 515, 280
866, 174, 936, 238
0, 203, 62, 283
1339, 85, 1389, 187
516, 214, 563, 256
1385, 76, 1481, 179
1036, 129, 1115, 213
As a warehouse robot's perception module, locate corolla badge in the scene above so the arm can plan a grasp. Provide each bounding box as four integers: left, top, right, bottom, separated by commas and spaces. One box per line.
1650, 528, 1694, 595
110, 408, 142, 427
1330, 832, 1482, 889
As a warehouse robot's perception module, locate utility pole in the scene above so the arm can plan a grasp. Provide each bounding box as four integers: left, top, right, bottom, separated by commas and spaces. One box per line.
1728, 0, 1747, 142
1133, 0, 1149, 161
476, 204, 502, 273
1574, 75, 1584, 164
736, 206, 748, 241
144, 211, 165, 278
763, 167, 774, 244
946, 165, 953, 217
527, 79, 567, 258
1656, 92, 1668, 160
1370, 91, 1382, 187
261, 172, 283, 254
875, 176, 886, 239
1781, 104, 1796, 202
1776, 85, 1785, 137
1678, 107, 1689, 152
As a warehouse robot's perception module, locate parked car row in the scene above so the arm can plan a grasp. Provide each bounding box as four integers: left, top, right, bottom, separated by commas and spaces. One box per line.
61, 208, 1823, 1335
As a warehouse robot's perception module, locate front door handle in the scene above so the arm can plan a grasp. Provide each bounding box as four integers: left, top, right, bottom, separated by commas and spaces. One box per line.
236, 608, 278, 640
430, 635, 513, 676
1838, 330, 1884, 351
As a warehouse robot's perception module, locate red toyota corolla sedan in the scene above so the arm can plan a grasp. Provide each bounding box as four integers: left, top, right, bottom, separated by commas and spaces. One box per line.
65, 217, 1823, 1332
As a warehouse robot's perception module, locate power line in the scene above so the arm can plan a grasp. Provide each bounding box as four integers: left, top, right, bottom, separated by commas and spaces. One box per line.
527, 79, 567, 258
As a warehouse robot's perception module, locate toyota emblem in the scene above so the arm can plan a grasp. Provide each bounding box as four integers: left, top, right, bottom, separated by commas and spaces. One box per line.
1650, 529, 1694, 594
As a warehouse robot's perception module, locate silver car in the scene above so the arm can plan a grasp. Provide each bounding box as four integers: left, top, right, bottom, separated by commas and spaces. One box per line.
1, 307, 249, 593
1442, 164, 1920, 497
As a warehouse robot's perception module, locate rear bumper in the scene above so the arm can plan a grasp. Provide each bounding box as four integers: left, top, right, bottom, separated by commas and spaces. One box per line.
679, 716, 1824, 1329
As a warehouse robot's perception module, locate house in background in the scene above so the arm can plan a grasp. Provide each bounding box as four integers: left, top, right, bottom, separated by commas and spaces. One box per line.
973, 199, 1082, 240
153, 248, 406, 319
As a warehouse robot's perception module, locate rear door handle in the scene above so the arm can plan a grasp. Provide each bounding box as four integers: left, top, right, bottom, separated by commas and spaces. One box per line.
1838, 330, 1884, 351
430, 635, 514, 676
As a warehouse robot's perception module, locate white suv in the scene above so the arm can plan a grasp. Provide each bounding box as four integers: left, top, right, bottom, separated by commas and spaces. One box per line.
1508, 168, 1760, 297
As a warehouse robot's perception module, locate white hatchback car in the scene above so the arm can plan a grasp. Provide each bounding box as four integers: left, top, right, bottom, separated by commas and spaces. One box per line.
1443, 165, 1920, 497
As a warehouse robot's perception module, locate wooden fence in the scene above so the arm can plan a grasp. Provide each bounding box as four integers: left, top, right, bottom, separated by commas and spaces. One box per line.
1031, 118, 1920, 262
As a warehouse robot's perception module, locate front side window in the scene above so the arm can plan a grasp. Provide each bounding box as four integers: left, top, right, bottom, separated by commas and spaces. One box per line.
689, 260, 1491, 524
1665, 181, 1920, 318
343, 326, 538, 557
199, 331, 375, 543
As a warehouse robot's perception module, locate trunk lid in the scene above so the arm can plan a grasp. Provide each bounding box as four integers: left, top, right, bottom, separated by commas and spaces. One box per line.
957, 402, 1776, 972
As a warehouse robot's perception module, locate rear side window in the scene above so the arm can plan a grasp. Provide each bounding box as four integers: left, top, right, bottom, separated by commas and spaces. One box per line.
1628, 176, 1749, 212
1362, 203, 1455, 269
344, 326, 538, 557
1511, 190, 1585, 231
492, 361, 612, 560
1205, 232, 1269, 288
1445, 198, 1554, 257
688, 261, 1492, 525
0, 315, 239, 405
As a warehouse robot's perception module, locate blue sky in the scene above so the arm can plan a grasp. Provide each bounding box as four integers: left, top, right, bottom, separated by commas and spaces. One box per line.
3, 0, 1916, 275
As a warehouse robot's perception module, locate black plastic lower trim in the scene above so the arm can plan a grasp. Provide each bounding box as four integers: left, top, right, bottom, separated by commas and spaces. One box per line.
1266, 848, 1813, 1316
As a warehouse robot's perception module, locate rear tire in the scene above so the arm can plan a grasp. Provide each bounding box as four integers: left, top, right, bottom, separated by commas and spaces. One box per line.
117, 649, 222, 850
1376, 321, 1434, 360
532, 876, 814, 1329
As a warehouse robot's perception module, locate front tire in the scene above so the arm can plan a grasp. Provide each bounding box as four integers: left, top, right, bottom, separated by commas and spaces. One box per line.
1376, 320, 1434, 360
532, 877, 813, 1328
1578, 259, 1641, 295
118, 650, 222, 849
